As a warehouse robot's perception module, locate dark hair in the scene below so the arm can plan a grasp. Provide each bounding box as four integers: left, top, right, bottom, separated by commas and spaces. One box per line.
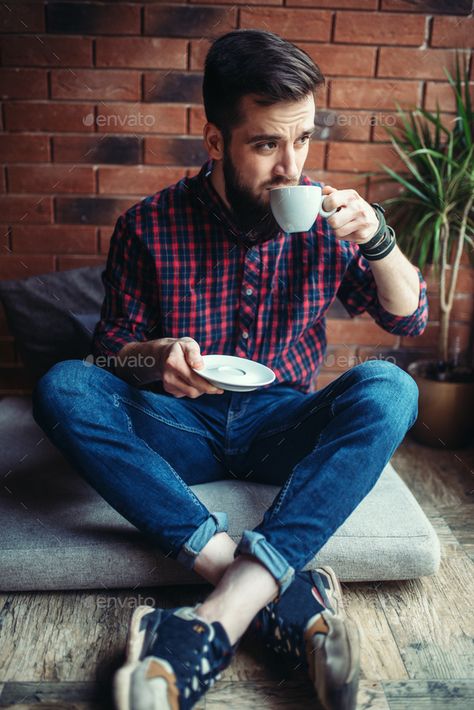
203, 30, 325, 141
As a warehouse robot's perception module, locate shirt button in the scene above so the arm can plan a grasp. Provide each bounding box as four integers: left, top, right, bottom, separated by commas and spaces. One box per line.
245, 288, 253, 296
242, 331, 249, 339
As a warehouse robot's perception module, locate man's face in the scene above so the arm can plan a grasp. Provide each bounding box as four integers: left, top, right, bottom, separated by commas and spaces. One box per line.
222, 93, 316, 244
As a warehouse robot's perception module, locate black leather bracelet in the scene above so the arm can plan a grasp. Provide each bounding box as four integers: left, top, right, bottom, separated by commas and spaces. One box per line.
359, 203, 397, 261
360, 225, 397, 260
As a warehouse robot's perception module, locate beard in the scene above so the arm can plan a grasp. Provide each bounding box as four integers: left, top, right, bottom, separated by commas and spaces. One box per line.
222, 145, 298, 247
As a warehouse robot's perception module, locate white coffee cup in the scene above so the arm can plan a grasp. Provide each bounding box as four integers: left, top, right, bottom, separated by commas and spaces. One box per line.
269, 185, 337, 233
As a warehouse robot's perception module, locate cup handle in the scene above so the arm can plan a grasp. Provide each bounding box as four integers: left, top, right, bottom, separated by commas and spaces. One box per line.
319, 198, 338, 218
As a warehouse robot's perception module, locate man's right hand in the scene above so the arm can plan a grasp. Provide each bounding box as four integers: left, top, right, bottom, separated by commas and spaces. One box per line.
153, 337, 224, 398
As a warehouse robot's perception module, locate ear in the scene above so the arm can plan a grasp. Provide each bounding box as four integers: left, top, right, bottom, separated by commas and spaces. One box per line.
203, 123, 225, 160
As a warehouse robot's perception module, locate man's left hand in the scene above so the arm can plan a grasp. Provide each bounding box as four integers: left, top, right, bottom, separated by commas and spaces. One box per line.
322, 185, 379, 245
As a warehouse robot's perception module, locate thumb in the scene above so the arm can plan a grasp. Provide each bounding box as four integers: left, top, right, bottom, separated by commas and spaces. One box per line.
182, 339, 204, 369
322, 184, 337, 195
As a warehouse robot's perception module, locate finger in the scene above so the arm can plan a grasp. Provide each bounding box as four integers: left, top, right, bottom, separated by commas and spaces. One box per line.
172, 365, 224, 395
328, 205, 359, 230
176, 374, 224, 398
180, 338, 204, 369
322, 188, 360, 213
332, 218, 364, 239
322, 184, 337, 195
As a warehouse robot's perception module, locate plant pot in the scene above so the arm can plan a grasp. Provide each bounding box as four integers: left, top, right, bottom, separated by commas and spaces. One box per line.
407, 360, 474, 449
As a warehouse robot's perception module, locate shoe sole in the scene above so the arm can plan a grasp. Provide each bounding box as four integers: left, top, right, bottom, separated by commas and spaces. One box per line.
306, 568, 360, 710
114, 606, 176, 710
317, 565, 345, 617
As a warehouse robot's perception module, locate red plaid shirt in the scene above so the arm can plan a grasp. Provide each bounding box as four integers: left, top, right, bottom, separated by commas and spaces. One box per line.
92, 160, 428, 393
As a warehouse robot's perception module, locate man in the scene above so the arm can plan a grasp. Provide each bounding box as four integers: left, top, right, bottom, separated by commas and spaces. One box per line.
33, 30, 427, 710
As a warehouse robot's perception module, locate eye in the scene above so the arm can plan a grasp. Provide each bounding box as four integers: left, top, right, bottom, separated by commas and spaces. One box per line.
298, 135, 312, 145
256, 141, 277, 152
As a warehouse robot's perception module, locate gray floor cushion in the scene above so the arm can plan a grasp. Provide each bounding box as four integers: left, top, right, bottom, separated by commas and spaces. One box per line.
0, 396, 440, 591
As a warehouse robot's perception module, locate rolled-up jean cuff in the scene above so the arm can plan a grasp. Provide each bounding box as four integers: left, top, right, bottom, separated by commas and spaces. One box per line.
234, 530, 295, 595
176, 511, 228, 570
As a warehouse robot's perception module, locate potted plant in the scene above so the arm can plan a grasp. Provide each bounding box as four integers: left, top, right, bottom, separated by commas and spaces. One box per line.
381, 58, 474, 448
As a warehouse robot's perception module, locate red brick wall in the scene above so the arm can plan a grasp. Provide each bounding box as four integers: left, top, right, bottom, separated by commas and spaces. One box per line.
0, 1, 473, 393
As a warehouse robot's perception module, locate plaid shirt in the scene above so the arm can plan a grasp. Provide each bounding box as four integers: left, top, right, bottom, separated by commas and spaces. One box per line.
92, 160, 428, 393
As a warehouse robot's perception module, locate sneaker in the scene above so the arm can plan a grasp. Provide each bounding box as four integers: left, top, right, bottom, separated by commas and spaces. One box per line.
252, 566, 360, 710
114, 605, 236, 710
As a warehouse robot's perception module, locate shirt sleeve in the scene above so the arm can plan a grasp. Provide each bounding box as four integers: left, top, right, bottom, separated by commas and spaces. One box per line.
336, 242, 428, 336
92, 212, 159, 362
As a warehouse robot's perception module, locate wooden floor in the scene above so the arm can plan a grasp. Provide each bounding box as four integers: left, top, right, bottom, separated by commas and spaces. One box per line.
1, 435, 473, 709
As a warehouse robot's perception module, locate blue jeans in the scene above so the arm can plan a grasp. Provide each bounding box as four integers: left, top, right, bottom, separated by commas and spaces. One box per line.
32, 359, 418, 594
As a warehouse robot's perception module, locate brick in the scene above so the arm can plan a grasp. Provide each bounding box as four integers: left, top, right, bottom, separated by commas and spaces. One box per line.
288, 0, 376, 6
0, 196, 52, 223
57, 256, 106, 271
0, 168, 6, 193
326, 318, 399, 346
401, 322, 470, 350
0, 255, 55, 279
431, 15, 474, 48
144, 5, 236, 38
367, 176, 405, 203
0, 134, 49, 164
99, 228, 112, 255
190, 105, 207, 135
335, 11, 425, 46
96, 37, 187, 70
96, 104, 186, 135
424, 81, 474, 112
303, 43, 376, 78
0, 69, 47, 99
11, 225, 97, 254
426, 294, 474, 323
381, 0, 471, 13
46, 3, 140, 35
327, 142, 404, 173
0, 4, 45, 33
305, 171, 368, 195
8, 166, 95, 195
144, 138, 208, 166
0, 36, 92, 66
371, 111, 455, 142
319, 110, 372, 142
98, 167, 185, 195
378, 48, 460, 80
190, 0, 281, 4
303, 142, 325, 170
144, 71, 203, 104
53, 136, 141, 165
424, 264, 474, 294
4, 102, 94, 132
189, 40, 212, 71
51, 69, 140, 101
330, 79, 420, 110
321, 345, 358, 372
55, 197, 136, 226
240, 8, 332, 41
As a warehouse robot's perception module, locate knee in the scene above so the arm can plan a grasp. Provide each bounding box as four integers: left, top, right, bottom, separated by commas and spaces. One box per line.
352, 360, 418, 427
32, 359, 106, 426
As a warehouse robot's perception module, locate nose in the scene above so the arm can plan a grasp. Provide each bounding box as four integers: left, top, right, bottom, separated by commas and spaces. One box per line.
273, 145, 299, 184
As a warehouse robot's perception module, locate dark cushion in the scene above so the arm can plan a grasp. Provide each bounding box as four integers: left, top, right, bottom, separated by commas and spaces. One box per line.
0, 265, 105, 379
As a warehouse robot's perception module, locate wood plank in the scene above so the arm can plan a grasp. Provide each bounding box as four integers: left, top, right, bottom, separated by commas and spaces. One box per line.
382, 678, 474, 709
375, 553, 474, 679
339, 583, 408, 681
392, 438, 474, 510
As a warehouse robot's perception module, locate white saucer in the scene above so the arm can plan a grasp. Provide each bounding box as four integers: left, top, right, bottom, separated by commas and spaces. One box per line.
192, 354, 276, 392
